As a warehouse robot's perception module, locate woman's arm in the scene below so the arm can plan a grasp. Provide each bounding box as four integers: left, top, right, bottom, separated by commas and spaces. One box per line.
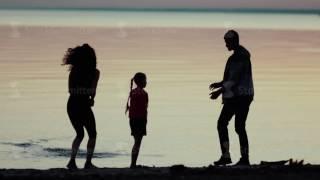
90, 69, 100, 99
68, 70, 76, 94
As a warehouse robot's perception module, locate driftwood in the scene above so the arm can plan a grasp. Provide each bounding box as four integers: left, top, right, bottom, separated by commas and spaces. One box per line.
260, 159, 307, 166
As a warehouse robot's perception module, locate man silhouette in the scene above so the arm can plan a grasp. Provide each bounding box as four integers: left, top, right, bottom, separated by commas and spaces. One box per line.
209, 30, 254, 166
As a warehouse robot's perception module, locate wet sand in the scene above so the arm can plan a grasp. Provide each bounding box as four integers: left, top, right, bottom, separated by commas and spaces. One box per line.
1, 165, 320, 180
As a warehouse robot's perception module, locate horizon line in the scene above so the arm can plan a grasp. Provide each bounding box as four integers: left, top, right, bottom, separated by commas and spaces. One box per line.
1, 7, 320, 15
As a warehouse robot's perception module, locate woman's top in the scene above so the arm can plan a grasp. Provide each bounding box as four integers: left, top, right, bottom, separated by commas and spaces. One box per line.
68, 68, 99, 97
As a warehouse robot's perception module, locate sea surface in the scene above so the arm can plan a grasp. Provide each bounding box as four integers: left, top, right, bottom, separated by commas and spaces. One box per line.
0, 9, 320, 169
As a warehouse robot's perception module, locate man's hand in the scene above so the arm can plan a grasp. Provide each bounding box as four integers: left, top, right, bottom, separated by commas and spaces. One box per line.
210, 89, 222, 100
209, 82, 222, 90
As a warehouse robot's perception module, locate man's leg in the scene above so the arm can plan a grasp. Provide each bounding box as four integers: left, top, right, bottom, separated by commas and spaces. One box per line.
215, 103, 235, 165
234, 100, 251, 165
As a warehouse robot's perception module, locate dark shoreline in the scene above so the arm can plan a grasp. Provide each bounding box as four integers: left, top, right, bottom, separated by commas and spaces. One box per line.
1, 165, 320, 180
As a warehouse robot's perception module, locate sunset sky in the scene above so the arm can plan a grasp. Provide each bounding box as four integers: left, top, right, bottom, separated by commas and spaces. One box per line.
1, 0, 320, 9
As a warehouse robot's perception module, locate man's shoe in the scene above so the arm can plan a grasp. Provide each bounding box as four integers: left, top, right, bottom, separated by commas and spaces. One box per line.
214, 156, 232, 166
235, 157, 250, 166
84, 162, 98, 169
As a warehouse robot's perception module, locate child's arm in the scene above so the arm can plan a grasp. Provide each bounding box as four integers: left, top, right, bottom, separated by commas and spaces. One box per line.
145, 92, 149, 119
146, 92, 149, 108
125, 91, 132, 115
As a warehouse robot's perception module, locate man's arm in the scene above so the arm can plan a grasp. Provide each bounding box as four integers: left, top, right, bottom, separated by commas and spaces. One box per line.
209, 81, 223, 90
210, 88, 223, 100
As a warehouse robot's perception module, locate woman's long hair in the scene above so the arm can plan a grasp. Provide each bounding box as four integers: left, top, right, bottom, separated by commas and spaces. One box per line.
62, 43, 96, 72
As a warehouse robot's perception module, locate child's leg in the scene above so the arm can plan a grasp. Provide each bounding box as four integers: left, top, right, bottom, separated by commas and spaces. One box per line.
131, 135, 143, 168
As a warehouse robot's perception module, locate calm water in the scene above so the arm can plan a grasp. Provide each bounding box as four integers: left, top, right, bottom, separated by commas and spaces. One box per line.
0, 9, 320, 169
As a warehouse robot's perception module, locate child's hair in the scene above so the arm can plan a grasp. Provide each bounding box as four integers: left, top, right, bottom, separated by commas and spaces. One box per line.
125, 72, 147, 114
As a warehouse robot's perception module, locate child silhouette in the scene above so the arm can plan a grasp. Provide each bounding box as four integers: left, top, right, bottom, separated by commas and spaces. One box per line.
125, 72, 148, 168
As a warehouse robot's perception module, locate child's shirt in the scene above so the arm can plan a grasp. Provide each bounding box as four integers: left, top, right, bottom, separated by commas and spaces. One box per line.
129, 87, 148, 119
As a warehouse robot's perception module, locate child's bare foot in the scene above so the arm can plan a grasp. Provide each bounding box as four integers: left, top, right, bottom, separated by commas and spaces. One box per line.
66, 159, 78, 170
130, 164, 147, 169
130, 164, 136, 169
84, 162, 98, 169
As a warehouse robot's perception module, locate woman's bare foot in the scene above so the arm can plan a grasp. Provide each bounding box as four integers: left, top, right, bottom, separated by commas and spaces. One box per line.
66, 159, 78, 170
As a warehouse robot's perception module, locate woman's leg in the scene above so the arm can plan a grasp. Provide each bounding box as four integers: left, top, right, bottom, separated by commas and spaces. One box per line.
84, 107, 98, 169
131, 135, 143, 168
85, 137, 96, 168
66, 113, 85, 169
67, 131, 84, 169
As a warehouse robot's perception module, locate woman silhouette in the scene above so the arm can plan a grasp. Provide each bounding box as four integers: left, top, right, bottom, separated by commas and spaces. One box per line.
62, 44, 100, 169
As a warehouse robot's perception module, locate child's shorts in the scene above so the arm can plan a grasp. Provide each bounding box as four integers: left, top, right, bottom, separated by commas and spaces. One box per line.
130, 118, 147, 137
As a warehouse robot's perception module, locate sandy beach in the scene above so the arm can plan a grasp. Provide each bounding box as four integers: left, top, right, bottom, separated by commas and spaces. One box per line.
1, 165, 320, 180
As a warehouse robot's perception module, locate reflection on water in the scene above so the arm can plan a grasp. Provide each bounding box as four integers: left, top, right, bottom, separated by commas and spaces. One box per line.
2, 140, 172, 159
